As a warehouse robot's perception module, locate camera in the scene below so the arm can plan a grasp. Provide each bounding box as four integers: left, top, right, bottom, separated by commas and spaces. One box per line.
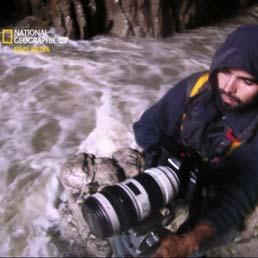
81, 156, 183, 239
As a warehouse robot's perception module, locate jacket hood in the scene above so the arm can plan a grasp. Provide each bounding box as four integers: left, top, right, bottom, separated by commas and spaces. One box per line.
210, 24, 258, 81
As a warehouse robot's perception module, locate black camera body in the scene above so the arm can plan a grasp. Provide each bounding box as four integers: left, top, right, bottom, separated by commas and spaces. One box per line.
111, 209, 174, 257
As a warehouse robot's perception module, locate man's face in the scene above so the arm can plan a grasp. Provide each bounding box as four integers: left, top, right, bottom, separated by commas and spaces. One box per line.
217, 68, 258, 110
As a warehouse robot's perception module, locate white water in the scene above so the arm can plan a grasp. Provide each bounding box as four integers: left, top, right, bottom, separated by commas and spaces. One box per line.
0, 5, 258, 256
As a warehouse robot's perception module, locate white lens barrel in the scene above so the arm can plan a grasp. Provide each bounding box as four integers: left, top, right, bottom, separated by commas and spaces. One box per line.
158, 166, 180, 194
118, 179, 151, 221
92, 193, 121, 234
85, 165, 180, 238
144, 166, 180, 204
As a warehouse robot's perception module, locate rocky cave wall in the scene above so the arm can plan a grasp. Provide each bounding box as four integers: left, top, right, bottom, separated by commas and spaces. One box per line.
0, 0, 256, 39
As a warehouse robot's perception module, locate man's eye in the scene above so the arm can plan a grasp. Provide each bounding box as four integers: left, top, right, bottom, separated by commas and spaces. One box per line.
242, 79, 254, 86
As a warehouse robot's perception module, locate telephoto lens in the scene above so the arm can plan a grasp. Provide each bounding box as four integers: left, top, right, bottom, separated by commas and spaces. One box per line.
81, 157, 181, 239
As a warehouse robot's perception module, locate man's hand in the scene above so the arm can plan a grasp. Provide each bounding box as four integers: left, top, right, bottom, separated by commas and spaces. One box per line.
153, 222, 216, 257
152, 233, 199, 257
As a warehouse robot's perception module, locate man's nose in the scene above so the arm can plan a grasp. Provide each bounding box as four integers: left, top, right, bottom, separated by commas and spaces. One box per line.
224, 76, 237, 94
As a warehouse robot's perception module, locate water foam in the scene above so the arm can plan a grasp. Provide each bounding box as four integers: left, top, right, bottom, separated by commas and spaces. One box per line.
78, 90, 134, 157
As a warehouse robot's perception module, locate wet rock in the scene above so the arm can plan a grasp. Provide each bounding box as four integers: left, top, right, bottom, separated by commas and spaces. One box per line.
112, 147, 145, 178
58, 148, 142, 257
58, 201, 111, 257
94, 157, 122, 186
59, 153, 112, 256
1, 0, 257, 39
14, 16, 49, 30
52, 0, 86, 40
60, 153, 95, 195
52, 0, 108, 39
50, 0, 257, 39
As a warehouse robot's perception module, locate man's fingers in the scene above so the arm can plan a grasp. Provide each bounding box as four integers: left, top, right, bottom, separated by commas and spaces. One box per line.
153, 246, 170, 257
160, 235, 179, 248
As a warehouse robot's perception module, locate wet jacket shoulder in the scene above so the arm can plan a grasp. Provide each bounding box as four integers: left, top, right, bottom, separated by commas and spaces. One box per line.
133, 71, 206, 152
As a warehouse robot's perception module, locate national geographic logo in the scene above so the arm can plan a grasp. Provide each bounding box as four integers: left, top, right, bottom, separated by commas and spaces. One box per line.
1, 29, 13, 44
1, 28, 68, 53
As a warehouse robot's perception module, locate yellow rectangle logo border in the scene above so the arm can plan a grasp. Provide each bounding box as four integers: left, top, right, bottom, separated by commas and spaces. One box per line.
2, 29, 13, 44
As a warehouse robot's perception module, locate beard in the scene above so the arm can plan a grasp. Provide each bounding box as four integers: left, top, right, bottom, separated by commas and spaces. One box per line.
217, 89, 258, 111
209, 72, 258, 112
218, 89, 241, 111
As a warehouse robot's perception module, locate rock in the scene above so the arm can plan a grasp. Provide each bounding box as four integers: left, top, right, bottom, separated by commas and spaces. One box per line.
58, 148, 142, 257
112, 147, 145, 178
14, 16, 49, 30
104, 0, 128, 37
60, 153, 95, 195
1, 0, 257, 39
52, 0, 109, 39
52, 0, 84, 39
58, 201, 111, 257
94, 157, 123, 186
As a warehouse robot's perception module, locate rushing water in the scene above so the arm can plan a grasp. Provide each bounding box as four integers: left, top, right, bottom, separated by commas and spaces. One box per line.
0, 5, 258, 257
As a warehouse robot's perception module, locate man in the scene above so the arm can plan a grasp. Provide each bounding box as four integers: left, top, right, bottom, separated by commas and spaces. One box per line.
133, 24, 258, 257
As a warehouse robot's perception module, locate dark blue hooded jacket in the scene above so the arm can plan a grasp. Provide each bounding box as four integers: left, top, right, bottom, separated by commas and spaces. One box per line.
133, 24, 258, 235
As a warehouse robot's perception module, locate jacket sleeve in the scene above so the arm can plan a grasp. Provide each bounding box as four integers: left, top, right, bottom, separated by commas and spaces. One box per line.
133, 75, 195, 151
199, 140, 258, 235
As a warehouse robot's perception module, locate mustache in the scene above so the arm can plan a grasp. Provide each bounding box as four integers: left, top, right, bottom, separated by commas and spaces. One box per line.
219, 89, 241, 104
